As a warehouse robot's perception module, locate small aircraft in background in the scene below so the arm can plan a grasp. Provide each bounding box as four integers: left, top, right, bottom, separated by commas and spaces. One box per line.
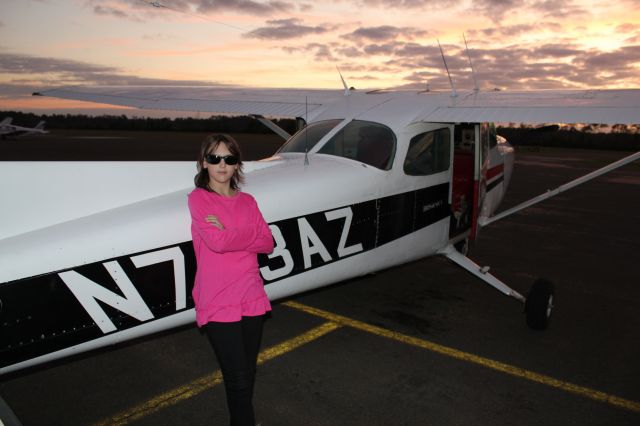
0, 117, 48, 139
1, 75, 639, 378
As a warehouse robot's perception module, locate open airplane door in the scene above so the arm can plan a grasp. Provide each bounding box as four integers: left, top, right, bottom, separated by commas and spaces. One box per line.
450, 123, 486, 241
471, 123, 491, 239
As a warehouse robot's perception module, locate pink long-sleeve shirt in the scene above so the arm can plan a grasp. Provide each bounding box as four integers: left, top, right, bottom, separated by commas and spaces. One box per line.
188, 188, 274, 326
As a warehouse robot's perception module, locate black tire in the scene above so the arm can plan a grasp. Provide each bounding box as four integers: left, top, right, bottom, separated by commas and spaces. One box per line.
525, 278, 554, 330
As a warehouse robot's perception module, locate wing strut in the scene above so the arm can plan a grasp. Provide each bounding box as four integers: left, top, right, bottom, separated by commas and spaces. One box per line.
479, 149, 640, 227
250, 115, 291, 140
438, 245, 525, 302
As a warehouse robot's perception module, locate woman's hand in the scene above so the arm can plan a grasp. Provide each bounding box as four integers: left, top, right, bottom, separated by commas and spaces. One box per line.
205, 215, 225, 230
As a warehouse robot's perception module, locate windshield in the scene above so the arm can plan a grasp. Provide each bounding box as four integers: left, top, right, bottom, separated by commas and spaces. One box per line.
277, 119, 342, 154
317, 120, 396, 170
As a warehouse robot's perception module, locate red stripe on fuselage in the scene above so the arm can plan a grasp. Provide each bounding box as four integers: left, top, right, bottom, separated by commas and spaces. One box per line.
487, 163, 504, 181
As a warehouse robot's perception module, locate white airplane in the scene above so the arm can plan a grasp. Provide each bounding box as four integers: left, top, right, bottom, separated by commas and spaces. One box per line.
0, 117, 48, 139
1, 82, 639, 378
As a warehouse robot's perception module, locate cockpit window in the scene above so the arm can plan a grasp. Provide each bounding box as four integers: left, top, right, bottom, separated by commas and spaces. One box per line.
277, 119, 342, 154
403, 128, 451, 176
317, 120, 396, 170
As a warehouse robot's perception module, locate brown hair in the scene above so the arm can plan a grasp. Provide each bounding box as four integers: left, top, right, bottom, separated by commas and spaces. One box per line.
194, 133, 244, 191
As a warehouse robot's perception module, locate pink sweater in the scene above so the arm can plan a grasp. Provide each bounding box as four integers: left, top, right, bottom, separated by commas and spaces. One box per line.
188, 188, 274, 325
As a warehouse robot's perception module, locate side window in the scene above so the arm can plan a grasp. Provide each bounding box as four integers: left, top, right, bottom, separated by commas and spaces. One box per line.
318, 121, 395, 170
403, 128, 451, 176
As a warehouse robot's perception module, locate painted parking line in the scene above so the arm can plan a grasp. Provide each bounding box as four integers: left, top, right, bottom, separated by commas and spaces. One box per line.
94, 321, 341, 426
284, 301, 640, 413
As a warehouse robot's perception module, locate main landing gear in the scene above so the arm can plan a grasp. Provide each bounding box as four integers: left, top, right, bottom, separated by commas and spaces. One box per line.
525, 278, 555, 330
438, 244, 555, 330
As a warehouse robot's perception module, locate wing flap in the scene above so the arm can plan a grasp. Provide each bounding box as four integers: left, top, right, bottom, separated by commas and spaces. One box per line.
423, 106, 640, 125
421, 89, 640, 125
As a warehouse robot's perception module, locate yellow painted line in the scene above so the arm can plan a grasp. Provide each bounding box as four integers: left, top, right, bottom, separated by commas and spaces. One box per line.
94, 321, 341, 426
284, 301, 640, 413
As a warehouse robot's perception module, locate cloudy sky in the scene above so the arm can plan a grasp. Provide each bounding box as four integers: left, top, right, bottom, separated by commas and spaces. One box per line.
1, 0, 640, 113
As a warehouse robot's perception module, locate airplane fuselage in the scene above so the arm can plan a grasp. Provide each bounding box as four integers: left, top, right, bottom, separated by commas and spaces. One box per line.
0, 95, 514, 375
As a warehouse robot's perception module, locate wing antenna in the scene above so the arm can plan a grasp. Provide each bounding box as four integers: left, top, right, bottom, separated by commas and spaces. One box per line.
438, 39, 457, 98
336, 66, 351, 97
463, 33, 479, 92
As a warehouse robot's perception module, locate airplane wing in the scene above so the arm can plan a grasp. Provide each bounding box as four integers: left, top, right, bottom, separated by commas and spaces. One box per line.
419, 89, 640, 125
34, 86, 344, 118
35, 86, 640, 125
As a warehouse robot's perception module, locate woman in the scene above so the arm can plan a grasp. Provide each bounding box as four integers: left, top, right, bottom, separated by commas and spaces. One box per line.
188, 133, 274, 426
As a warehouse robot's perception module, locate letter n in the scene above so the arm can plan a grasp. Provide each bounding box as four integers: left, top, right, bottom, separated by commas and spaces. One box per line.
59, 260, 154, 334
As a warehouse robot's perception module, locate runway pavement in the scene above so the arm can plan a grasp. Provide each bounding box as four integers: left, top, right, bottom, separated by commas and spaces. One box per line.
1, 131, 639, 425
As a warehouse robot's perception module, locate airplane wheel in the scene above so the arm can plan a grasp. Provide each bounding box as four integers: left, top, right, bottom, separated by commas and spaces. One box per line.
525, 278, 554, 330
454, 238, 470, 255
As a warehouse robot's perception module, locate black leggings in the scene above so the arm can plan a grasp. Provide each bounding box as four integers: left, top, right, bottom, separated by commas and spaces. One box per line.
205, 315, 265, 426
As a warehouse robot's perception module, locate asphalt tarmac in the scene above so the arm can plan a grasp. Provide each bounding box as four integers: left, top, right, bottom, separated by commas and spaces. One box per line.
1, 130, 639, 425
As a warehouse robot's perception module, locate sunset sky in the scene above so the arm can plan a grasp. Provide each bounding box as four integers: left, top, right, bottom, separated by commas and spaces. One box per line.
1, 0, 640, 115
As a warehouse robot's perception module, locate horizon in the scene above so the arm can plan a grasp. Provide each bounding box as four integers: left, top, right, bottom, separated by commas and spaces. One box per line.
4, 109, 640, 136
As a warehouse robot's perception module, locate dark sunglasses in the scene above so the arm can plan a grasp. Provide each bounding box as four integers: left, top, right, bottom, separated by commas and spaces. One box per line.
204, 154, 239, 165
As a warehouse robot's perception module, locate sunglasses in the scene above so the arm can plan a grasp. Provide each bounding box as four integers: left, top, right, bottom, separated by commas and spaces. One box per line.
204, 154, 239, 165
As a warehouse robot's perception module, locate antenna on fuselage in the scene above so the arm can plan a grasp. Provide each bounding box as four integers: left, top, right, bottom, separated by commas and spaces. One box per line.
304, 96, 309, 166
463, 33, 479, 92
437, 39, 457, 98
336, 66, 351, 96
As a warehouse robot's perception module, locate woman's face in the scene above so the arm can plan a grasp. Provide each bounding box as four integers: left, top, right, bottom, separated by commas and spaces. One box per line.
204, 142, 238, 188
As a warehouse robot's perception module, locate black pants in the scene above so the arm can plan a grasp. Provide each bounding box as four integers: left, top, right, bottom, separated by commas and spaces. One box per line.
205, 315, 265, 426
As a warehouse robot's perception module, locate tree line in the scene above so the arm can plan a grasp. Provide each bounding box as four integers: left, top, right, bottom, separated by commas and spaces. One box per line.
0, 111, 298, 134
2, 110, 640, 150
497, 125, 640, 151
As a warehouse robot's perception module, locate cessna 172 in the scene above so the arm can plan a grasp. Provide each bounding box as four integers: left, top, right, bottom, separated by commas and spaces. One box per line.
0, 117, 48, 139
1, 83, 639, 378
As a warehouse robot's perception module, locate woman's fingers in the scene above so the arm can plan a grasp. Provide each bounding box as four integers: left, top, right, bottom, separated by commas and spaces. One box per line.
205, 215, 225, 230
